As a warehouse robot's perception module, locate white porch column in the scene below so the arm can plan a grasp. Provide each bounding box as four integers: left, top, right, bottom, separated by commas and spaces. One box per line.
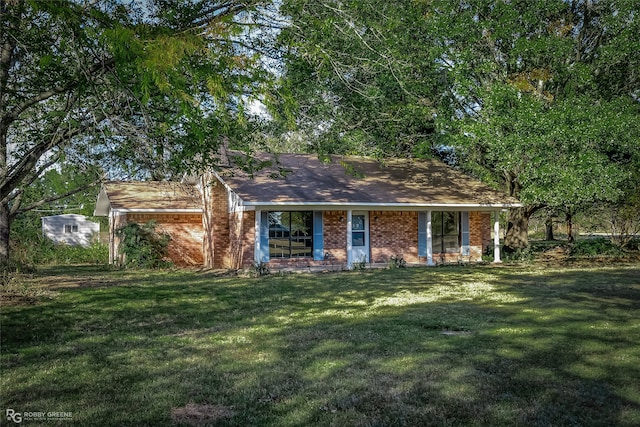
108, 210, 114, 265
254, 210, 261, 264
346, 209, 353, 269
493, 211, 502, 263
427, 210, 434, 266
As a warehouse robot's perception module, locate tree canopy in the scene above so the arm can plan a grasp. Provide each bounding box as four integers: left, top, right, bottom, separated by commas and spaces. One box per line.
0, 0, 277, 263
2, 0, 638, 265
279, 0, 640, 249
276, 0, 440, 156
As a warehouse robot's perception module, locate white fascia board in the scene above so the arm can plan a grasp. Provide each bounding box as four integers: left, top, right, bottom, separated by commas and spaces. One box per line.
110, 208, 203, 213
242, 202, 522, 211
208, 171, 248, 213
209, 170, 237, 198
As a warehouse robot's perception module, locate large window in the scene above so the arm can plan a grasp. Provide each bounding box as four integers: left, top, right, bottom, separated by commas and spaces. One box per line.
268, 211, 313, 258
432, 212, 459, 253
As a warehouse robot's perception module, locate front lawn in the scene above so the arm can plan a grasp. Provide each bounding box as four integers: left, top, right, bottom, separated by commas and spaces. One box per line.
1, 265, 639, 426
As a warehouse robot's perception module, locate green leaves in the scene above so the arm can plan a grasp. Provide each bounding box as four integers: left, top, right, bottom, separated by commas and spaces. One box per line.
116, 221, 171, 268
278, 0, 440, 156
426, 0, 640, 218
1, 0, 280, 262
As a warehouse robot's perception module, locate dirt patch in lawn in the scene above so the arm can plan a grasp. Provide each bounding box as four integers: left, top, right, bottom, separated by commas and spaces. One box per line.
0, 293, 38, 306
0, 273, 59, 306
538, 245, 571, 264
171, 403, 235, 426
0, 269, 118, 306
537, 246, 640, 266
46, 275, 120, 289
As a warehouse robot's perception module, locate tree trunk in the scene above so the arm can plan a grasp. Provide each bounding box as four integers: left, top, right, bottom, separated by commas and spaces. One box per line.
545, 216, 555, 241
0, 201, 10, 268
200, 174, 215, 268
504, 207, 531, 252
566, 212, 574, 243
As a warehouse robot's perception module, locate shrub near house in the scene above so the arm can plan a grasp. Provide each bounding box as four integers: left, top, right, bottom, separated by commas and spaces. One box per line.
116, 221, 171, 268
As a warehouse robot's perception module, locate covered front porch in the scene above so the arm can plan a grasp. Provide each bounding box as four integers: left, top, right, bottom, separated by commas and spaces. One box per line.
251, 206, 504, 270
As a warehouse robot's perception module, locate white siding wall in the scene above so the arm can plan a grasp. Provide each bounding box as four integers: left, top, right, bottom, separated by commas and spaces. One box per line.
41, 214, 100, 247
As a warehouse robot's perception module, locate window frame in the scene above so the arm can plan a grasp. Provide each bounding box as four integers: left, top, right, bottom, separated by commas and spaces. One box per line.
267, 211, 314, 259
431, 211, 460, 254
64, 224, 78, 233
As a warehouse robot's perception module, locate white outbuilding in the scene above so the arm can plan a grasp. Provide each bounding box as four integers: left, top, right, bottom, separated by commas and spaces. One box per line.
41, 214, 100, 247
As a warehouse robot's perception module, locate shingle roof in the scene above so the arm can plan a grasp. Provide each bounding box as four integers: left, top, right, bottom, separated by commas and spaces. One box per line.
95, 154, 521, 214
94, 181, 201, 215
216, 154, 521, 207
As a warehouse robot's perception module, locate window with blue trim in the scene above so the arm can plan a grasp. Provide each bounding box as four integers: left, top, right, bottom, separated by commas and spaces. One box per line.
268, 212, 313, 258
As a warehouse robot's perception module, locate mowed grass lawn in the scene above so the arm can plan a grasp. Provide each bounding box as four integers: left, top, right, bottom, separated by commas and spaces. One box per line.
1, 264, 640, 426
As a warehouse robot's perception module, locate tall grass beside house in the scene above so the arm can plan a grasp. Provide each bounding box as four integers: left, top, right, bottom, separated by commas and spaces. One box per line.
7, 211, 107, 271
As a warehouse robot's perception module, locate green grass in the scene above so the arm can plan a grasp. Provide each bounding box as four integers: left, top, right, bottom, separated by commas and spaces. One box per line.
2, 264, 640, 426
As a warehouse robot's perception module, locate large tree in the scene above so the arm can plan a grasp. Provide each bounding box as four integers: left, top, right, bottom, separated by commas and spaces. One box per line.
277, 0, 440, 156
279, 0, 640, 249
430, 0, 640, 249
0, 0, 275, 265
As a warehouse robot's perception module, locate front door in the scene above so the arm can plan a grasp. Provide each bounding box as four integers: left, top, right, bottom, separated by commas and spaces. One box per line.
350, 211, 370, 263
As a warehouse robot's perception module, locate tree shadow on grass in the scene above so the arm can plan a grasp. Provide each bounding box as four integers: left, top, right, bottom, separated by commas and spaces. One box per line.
258, 294, 639, 426
1, 265, 639, 425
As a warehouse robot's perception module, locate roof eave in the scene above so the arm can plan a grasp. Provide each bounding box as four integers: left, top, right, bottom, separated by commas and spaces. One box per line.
241, 201, 523, 211
109, 208, 203, 213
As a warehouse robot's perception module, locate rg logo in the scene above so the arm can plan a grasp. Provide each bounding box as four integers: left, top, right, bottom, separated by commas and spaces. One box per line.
6, 409, 22, 423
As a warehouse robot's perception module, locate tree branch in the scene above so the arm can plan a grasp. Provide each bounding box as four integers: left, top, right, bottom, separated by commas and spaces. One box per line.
1, 96, 111, 203
1, 57, 115, 128
12, 179, 101, 218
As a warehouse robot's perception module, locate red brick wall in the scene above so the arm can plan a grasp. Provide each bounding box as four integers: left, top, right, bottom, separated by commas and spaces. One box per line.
469, 211, 484, 260
233, 210, 255, 269
229, 211, 242, 269
120, 213, 204, 266
258, 210, 492, 268
198, 203, 495, 269
481, 212, 492, 254
323, 211, 347, 263
370, 211, 419, 264
201, 176, 231, 268
203, 175, 256, 269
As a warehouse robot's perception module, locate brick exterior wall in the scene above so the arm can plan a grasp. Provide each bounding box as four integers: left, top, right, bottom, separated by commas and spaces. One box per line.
201, 175, 231, 268
115, 212, 204, 266
240, 209, 494, 269
481, 212, 492, 254
231, 211, 255, 269
199, 179, 497, 270
203, 175, 256, 270
229, 211, 243, 269
323, 211, 348, 263
370, 211, 419, 264
469, 211, 484, 261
